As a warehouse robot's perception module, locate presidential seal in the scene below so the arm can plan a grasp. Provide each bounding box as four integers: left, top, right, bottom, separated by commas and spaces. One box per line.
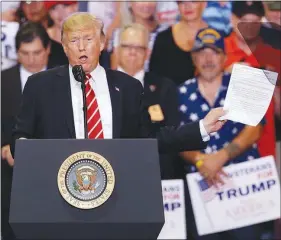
57, 151, 115, 209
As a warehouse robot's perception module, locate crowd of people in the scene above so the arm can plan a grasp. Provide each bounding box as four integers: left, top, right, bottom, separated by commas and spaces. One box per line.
1, 1, 281, 240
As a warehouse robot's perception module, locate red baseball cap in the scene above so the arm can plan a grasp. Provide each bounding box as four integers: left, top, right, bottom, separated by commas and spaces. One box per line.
44, 1, 76, 11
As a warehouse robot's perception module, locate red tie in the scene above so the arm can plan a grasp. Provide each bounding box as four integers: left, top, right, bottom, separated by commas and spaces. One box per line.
85, 74, 104, 139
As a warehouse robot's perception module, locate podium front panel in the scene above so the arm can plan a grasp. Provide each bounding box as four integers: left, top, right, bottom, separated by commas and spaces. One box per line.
10, 139, 164, 239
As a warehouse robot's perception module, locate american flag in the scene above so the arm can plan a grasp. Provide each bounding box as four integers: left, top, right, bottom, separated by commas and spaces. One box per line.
197, 178, 216, 203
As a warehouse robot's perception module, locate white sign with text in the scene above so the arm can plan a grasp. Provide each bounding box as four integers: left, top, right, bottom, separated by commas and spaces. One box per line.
187, 155, 281, 236
158, 179, 186, 239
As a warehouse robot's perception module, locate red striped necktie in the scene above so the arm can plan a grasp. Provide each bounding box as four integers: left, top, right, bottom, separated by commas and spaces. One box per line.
85, 74, 104, 139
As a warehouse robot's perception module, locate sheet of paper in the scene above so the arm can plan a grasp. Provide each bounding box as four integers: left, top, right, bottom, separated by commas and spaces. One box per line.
220, 64, 278, 126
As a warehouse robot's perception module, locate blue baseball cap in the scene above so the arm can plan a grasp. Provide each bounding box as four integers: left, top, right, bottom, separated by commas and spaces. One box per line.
192, 28, 225, 53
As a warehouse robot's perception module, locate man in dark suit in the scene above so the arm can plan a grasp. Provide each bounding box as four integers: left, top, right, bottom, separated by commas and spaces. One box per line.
261, 1, 281, 50
116, 23, 184, 179
12, 12, 226, 160
1, 22, 50, 240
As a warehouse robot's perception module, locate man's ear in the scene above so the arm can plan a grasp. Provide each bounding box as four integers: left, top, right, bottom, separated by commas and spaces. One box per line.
115, 46, 120, 56
100, 32, 105, 52
223, 54, 227, 65
231, 14, 239, 29
46, 43, 51, 56
191, 52, 197, 66
144, 48, 149, 60
61, 40, 68, 57
201, 1, 207, 10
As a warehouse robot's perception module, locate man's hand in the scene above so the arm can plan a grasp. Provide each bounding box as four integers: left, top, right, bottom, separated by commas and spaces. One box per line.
197, 150, 228, 187
1, 145, 14, 166
203, 107, 227, 134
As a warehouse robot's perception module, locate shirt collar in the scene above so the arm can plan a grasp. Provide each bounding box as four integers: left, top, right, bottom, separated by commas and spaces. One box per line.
69, 64, 103, 83
117, 66, 145, 86
20, 65, 47, 76
88, 63, 103, 80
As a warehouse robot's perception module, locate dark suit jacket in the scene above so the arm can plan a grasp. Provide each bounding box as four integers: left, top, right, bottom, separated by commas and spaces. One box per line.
12, 65, 206, 154
1, 65, 23, 146
143, 72, 179, 128
1, 65, 22, 240
143, 72, 184, 179
260, 25, 281, 50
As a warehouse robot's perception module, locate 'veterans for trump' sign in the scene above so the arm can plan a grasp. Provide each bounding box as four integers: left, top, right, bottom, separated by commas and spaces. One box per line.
158, 179, 186, 239
187, 155, 281, 236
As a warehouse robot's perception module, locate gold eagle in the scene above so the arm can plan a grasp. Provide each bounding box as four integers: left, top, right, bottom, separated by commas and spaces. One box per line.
75, 166, 97, 191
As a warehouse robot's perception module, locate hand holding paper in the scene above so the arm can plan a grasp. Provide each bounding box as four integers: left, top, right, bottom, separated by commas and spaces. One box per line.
203, 107, 227, 134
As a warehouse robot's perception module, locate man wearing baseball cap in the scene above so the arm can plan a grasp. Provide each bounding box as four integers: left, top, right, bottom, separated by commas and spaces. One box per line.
179, 27, 264, 239
224, 1, 280, 162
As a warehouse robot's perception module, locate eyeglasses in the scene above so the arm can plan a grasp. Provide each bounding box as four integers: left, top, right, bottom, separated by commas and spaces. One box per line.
120, 44, 147, 53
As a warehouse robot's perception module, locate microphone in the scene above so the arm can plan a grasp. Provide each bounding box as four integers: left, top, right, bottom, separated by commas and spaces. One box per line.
72, 65, 86, 83
72, 65, 88, 139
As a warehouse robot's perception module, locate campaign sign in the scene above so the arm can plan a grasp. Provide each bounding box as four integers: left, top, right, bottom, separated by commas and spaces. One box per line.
187, 155, 281, 236
158, 180, 186, 239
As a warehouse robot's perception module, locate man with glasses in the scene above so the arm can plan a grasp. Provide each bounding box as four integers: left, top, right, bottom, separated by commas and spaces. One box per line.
116, 23, 184, 179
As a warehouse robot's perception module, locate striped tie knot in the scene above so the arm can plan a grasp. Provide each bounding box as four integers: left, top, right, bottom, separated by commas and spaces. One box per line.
85, 74, 91, 86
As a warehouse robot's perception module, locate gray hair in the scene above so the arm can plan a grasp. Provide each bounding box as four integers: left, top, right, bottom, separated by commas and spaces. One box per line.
118, 23, 150, 46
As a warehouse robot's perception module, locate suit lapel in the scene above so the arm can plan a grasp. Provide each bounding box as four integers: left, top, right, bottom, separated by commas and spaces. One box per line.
143, 73, 150, 94
106, 70, 122, 138
14, 65, 23, 109
56, 65, 76, 138
143, 72, 158, 105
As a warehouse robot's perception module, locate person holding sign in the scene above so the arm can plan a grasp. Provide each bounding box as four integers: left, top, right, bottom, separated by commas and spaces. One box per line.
178, 27, 264, 239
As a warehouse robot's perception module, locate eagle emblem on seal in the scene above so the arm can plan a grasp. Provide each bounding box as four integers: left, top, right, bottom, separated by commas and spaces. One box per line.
73, 166, 100, 194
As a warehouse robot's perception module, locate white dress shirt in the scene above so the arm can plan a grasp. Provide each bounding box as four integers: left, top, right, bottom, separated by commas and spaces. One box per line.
117, 67, 145, 87
69, 64, 113, 139
116, 66, 210, 142
20, 65, 46, 92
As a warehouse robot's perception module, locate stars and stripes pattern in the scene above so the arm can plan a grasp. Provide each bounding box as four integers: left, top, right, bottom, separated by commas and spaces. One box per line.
178, 73, 262, 173
85, 74, 104, 139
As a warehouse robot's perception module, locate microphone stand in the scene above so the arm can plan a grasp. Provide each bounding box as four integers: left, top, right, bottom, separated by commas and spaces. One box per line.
81, 81, 88, 139
72, 65, 88, 139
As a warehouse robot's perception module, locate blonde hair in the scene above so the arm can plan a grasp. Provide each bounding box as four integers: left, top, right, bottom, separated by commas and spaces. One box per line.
61, 12, 104, 41
119, 23, 150, 46
120, 1, 157, 27
120, 2, 134, 27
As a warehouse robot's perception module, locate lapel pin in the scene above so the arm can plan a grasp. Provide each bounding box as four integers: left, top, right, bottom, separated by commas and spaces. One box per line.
115, 87, 120, 92
149, 85, 156, 92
